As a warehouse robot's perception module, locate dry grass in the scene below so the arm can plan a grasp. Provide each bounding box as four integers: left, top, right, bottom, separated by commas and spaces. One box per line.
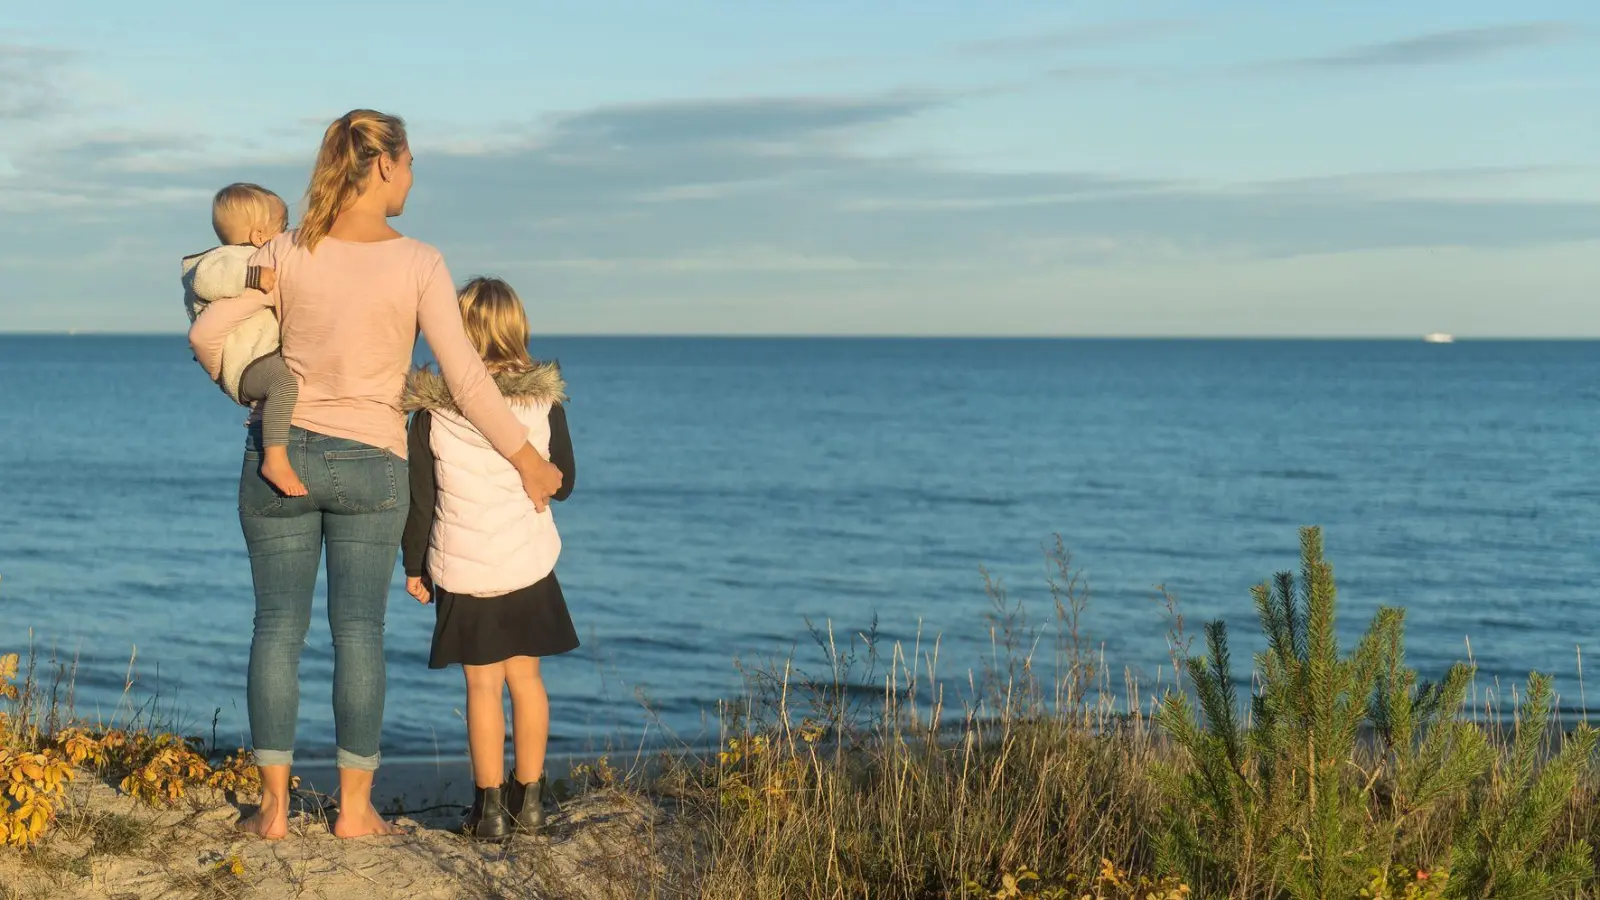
8, 533, 1600, 898
623, 539, 1187, 899
599, 536, 1600, 899
163, 854, 250, 900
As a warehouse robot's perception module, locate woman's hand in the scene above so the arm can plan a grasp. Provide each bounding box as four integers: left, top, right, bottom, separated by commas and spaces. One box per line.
511, 443, 563, 511
406, 576, 432, 604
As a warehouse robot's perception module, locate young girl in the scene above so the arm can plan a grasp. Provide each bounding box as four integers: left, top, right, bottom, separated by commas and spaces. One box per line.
400, 277, 578, 839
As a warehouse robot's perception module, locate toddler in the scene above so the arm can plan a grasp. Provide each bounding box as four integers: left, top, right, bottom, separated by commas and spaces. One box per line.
182, 183, 305, 496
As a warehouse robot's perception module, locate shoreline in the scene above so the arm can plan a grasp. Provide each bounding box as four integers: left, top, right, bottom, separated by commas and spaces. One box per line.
294, 746, 697, 814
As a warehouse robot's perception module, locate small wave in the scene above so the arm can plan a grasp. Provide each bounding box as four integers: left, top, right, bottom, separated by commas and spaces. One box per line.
925, 494, 1018, 509
790, 678, 909, 700
710, 576, 772, 590
1466, 616, 1538, 634
1142, 545, 1218, 562
604, 634, 703, 655
1260, 469, 1341, 483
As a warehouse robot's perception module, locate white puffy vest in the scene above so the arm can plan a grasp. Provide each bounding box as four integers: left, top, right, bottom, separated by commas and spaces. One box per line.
427, 401, 561, 597
181, 245, 280, 404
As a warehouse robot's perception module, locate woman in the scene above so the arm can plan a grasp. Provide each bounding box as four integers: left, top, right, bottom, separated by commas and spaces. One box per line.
189, 109, 564, 839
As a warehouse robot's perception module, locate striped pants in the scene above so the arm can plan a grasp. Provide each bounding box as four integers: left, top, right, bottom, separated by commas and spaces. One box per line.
239, 354, 299, 447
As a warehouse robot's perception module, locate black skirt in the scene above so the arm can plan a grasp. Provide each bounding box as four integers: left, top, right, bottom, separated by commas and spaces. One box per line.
429, 572, 580, 668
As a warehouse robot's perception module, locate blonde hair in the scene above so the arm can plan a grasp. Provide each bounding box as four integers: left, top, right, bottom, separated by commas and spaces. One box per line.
211, 183, 285, 244
458, 277, 535, 371
298, 109, 407, 251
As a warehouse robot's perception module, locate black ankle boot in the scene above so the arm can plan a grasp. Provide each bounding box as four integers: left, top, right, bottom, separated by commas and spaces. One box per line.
505, 777, 547, 832
463, 785, 512, 840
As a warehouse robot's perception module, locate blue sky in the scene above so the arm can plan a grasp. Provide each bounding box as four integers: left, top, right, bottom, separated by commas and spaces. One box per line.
1, 1, 1597, 335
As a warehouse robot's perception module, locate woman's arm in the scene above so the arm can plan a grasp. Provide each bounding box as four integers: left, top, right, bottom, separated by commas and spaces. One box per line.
401, 411, 436, 578
188, 290, 273, 380
416, 256, 562, 507
188, 239, 279, 379
547, 403, 576, 503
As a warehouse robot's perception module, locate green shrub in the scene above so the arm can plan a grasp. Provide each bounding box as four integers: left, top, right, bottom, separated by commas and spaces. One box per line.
1159, 526, 1593, 900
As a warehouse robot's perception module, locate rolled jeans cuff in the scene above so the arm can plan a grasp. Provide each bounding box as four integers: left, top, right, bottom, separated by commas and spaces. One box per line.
337, 748, 381, 772
254, 748, 294, 768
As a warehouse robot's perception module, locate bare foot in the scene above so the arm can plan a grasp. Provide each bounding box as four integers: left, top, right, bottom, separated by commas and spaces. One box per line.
332, 800, 398, 839
238, 792, 289, 840
260, 446, 308, 497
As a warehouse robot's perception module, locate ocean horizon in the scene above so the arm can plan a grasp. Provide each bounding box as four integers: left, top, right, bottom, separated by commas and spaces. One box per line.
5, 334, 1598, 760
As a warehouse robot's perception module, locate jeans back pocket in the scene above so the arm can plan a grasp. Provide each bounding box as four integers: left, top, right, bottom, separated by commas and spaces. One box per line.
324, 448, 400, 513
239, 450, 285, 516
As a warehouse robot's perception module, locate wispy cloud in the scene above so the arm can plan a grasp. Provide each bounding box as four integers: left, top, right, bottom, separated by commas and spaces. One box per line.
0, 44, 76, 120
549, 93, 942, 147
1, 85, 1598, 334
1282, 22, 1579, 69
955, 19, 1193, 57
4, 91, 1599, 311
1043, 63, 1171, 84
720, 20, 1189, 82
519, 249, 888, 274
1253, 164, 1590, 195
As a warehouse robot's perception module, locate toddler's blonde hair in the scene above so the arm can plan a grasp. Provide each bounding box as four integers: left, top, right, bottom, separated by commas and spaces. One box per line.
458, 277, 536, 372
211, 183, 286, 245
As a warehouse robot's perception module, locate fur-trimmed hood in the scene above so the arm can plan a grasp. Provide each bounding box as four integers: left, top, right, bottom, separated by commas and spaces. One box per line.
401, 362, 567, 413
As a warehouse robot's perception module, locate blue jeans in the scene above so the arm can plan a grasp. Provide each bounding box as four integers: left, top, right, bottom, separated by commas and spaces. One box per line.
239, 428, 408, 771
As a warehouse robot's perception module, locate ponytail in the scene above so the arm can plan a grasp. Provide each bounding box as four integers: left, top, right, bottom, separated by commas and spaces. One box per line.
297, 109, 407, 251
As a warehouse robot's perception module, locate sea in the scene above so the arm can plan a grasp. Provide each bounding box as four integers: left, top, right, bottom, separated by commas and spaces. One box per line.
2, 336, 1598, 760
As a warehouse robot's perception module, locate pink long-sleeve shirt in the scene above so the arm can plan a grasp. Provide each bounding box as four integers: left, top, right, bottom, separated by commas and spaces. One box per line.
188, 232, 526, 460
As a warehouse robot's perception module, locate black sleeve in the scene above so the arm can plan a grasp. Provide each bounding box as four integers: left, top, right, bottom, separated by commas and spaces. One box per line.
401, 410, 437, 577
548, 403, 576, 502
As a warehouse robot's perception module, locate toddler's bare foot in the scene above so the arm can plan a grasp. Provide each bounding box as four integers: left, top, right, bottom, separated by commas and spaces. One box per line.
260, 446, 308, 497
238, 792, 290, 840
333, 800, 399, 838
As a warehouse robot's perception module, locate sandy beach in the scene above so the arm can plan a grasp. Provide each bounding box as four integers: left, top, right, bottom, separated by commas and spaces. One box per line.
0, 763, 674, 899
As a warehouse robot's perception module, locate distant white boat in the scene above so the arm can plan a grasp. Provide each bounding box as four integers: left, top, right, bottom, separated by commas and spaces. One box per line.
1423, 332, 1454, 344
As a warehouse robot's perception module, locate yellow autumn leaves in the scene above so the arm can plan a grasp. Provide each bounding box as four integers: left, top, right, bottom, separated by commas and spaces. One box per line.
1, 651, 270, 849
1, 654, 74, 848
0, 654, 17, 701
968, 859, 1191, 900
121, 742, 215, 808
0, 748, 73, 848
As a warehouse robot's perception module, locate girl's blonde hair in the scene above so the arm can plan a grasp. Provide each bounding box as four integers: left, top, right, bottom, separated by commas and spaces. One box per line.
298, 109, 407, 251
458, 277, 535, 371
